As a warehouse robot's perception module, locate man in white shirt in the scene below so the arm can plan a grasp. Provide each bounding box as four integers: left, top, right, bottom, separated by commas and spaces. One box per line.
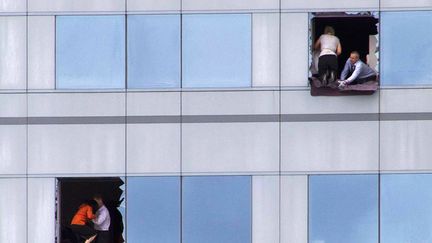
338, 51, 377, 88
92, 194, 111, 243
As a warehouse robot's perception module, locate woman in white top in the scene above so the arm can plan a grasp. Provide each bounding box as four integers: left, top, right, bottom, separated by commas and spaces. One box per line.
314, 26, 342, 84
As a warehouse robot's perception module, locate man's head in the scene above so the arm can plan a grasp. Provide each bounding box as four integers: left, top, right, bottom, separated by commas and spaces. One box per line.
349, 51, 360, 64
93, 194, 104, 207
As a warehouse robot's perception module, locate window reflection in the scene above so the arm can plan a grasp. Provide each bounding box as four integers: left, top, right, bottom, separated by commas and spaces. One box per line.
56, 16, 125, 89
381, 174, 432, 243
182, 176, 252, 243
309, 175, 378, 243
127, 15, 181, 89
381, 11, 432, 86
126, 177, 180, 243
182, 14, 252, 88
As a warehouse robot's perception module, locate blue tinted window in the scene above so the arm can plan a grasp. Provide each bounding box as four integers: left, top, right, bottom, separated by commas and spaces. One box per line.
381, 11, 432, 86
56, 16, 125, 89
309, 175, 378, 243
381, 174, 432, 243
127, 15, 180, 89
127, 177, 180, 243
183, 176, 251, 243
182, 14, 252, 88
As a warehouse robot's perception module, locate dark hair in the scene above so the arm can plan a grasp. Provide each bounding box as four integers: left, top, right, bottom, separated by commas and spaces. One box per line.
350, 51, 360, 57
83, 199, 98, 213
93, 193, 103, 201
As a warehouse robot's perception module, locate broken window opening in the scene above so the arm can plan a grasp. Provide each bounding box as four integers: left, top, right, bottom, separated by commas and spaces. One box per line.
56, 177, 125, 243
309, 12, 379, 96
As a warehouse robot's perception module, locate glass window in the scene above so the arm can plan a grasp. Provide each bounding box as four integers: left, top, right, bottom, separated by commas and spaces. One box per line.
381, 174, 432, 243
381, 11, 432, 86
127, 15, 180, 89
56, 16, 125, 89
127, 177, 180, 243
309, 175, 378, 243
182, 14, 252, 88
182, 176, 252, 243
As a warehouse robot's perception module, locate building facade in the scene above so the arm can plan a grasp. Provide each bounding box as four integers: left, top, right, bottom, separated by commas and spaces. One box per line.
0, 0, 431, 242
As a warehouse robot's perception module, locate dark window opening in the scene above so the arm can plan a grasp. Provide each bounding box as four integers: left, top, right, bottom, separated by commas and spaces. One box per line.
310, 12, 379, 96
57, 177, 125, 243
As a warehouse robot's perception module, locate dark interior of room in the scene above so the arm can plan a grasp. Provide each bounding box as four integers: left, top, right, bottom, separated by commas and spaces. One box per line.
58, 177, 125, 243
312, 13, 379, 75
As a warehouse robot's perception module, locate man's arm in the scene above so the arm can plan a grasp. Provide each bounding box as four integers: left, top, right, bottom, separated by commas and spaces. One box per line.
346, 63, 362, 83
92, 209, 107, 225
340, 61, 350, 80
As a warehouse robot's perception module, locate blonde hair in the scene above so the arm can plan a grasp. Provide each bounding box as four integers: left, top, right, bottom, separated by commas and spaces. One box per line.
324, 26, 335, 35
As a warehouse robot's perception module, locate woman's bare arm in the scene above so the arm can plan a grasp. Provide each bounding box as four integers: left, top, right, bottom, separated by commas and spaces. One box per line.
336, 43, 342, 55
314, 38, 321, 50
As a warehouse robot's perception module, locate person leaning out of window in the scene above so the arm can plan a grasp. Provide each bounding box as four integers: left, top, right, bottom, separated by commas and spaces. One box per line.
314, 26, 342, 85
70, 200, 98, 243
338, 51, 377, 89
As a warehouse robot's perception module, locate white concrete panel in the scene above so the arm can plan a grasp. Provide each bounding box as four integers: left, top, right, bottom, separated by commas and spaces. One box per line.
0, 178, 26, 243
381, 120, 432, 171
282, 121, 379, 172
182, 122, 279, 173
253, 13, 279, 87
282, 0, 378, 11
182, 91, 279, 115
182, 0, 279, 11
28, 16, 55, 90
381, 0, 432, 10
0, 126, 26, 175
0, 94, 26, 117
127, 0, 180, 11
29, 0, 125, 12
28, 125, 125, 174
28, 178, 55, 243
0, 0, 26, 12
127, 92, 180, 116
253, 176, 279, 243
281, 13, 309, 87
381, 89, 432, 113
127, 124, 180, 174
281, 176, 308, 243
282, 90, 379, 114
0, 16, 26, 90
28, 93, 125, 117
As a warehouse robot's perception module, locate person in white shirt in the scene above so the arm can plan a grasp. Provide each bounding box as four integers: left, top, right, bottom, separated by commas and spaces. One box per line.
314, 26, 342, 84
92, 194, 112, 243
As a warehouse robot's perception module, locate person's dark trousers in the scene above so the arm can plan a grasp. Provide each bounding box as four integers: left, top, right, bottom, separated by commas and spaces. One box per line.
96, 230, 112, 243
349, 75, 377, 85
318, 54, 338, 84
69, 225, 97, 243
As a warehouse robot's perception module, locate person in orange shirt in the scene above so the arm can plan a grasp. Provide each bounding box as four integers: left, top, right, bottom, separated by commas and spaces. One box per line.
70, 200, 98, 243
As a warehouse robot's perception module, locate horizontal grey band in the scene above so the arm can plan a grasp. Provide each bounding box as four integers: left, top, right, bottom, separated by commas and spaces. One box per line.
0, 117, 27, 125
1, 113, 432, 125
281, 113, 379, 122
128, 116, 181, 124
380, 113, 432, 121
182, 114, 280, 123
28, 116, 126, 125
